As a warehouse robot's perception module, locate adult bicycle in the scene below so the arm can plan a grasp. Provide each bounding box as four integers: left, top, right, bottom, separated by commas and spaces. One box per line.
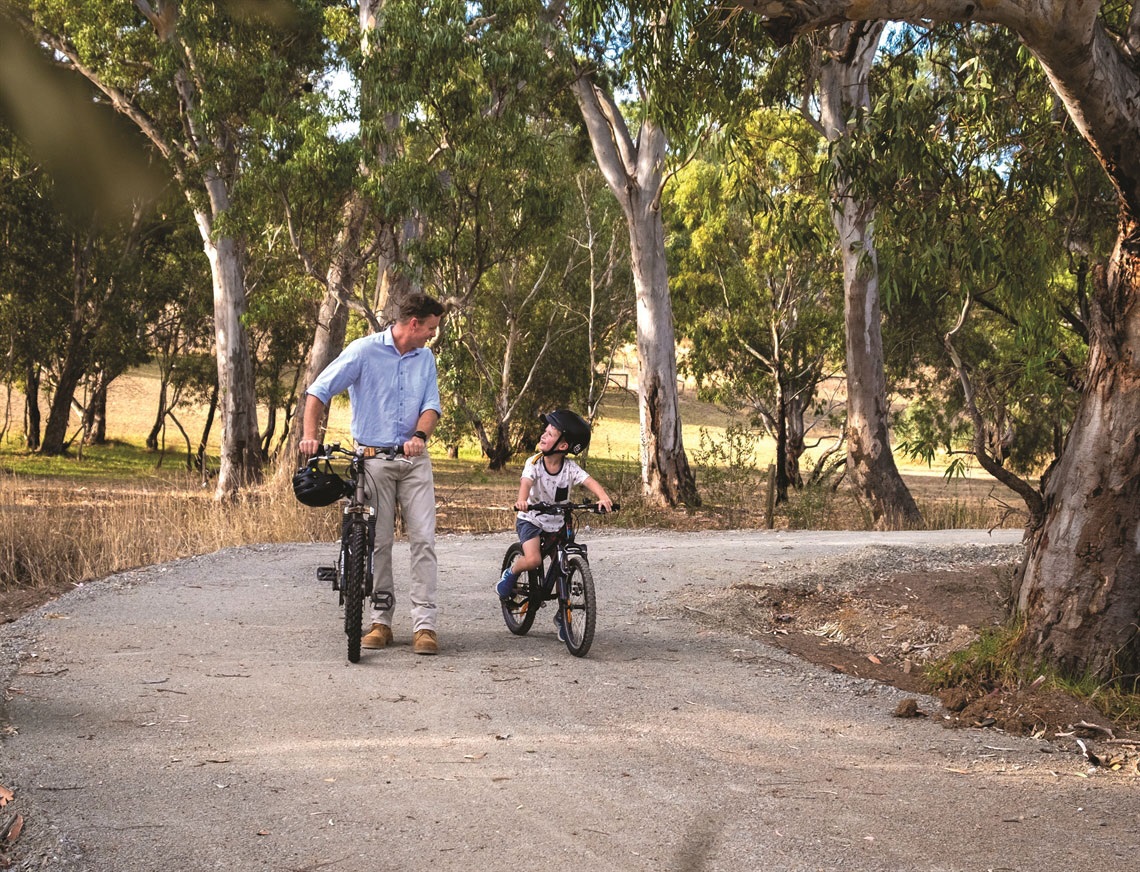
499, 501, 618, 658
304, 443, 403, 663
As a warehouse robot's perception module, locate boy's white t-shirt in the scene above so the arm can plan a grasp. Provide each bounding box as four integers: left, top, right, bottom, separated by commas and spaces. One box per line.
517, 452, 590, 532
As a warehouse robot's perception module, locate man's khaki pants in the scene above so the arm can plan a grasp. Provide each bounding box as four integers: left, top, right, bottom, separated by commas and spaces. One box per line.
364, 453, 437, 633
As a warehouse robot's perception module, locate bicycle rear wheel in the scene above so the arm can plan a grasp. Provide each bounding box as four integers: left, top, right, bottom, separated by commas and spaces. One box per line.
561, 554, 596, 657
500, 542, 539, 635
344, 521, 367, 663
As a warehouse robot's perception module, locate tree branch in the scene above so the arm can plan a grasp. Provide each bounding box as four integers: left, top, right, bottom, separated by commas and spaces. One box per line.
943, 294, 1045, 528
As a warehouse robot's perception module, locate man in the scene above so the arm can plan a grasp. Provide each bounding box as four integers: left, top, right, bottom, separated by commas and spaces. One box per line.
299, 293, 445, 655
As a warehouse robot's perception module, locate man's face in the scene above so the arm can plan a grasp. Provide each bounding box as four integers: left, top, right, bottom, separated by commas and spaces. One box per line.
537, 424, 565, 453
406, 315, 440, 348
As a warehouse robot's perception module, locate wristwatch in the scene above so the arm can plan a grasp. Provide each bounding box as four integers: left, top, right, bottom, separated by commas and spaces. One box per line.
413, 430, 428, 442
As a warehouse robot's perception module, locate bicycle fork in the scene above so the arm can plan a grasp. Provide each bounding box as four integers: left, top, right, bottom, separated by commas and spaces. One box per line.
548, 543, 588, 605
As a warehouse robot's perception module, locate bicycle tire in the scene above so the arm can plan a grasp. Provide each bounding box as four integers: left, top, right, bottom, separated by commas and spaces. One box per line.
500, 542, 539, 635
561, 554, 596, 657
344, 521, 367, 663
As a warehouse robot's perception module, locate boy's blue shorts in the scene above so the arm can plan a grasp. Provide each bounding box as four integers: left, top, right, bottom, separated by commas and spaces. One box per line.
516, 518, 544, 544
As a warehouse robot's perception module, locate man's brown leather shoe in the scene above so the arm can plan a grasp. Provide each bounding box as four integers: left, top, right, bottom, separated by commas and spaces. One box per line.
412, 629, 439, 655
361, 623, 393, 649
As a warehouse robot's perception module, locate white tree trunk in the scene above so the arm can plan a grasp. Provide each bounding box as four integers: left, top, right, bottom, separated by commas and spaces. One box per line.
819, 22, 921, 528
570, 75, 698, 507
193, 194, 262, 499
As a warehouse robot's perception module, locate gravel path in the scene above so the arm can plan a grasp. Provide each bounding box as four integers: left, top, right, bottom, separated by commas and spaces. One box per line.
2, 527, 1137, 871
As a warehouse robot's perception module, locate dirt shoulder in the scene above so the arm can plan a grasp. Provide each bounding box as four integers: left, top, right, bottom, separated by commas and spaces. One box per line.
2, 529, 1139, 871
671, 544, 1134, 749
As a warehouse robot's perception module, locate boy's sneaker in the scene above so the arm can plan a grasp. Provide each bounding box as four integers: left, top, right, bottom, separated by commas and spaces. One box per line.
554, 611, 568, 643
496, 568, 516, 599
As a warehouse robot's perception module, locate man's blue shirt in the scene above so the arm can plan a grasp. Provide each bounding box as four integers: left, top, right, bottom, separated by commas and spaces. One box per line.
306, 327, 441, 446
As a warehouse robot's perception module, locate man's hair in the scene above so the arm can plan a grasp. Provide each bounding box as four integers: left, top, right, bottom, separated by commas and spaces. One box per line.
397, 293, 445, 322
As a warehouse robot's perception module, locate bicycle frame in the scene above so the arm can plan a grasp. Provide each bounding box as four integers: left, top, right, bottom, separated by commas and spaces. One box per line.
500, 500, 618, 657
536, 506, 589, 602
311, 442, 403, 661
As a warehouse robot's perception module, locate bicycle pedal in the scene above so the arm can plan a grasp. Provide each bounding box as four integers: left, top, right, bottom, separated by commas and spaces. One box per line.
317, 566, 337, 583
371, 591, 394, 611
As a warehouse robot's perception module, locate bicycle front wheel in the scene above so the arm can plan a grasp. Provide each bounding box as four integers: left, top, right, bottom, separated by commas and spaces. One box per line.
561, 554, 596, 657
500, 542, 539, 635
344, 521, 368, 663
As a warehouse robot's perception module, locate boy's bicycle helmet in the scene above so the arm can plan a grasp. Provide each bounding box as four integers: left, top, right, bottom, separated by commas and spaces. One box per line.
540, 409, 591, 455
292, 460, 348, 507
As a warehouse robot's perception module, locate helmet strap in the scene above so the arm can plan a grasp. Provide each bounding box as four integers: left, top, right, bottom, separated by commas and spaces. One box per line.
541, 438, 570, 458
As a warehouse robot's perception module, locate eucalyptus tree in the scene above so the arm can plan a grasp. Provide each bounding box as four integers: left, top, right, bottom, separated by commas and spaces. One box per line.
0, 120, 69, 449
668, 110, 843, 503
37, 201, 171, 456
742, 21, 922, 525
815, 22, 924, 527
548, 2, 769, 508
868, 27, 1113, 530
276, 2, 576, 462
435, 166, 634, 468
5, 0, 329, 496
734, 1, 1140, 680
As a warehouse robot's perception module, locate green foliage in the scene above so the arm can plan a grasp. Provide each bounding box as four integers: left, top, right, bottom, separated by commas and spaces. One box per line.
690, 422, 765, 523
668, 109, 842, 485
562, 1, 771, 142
839, 26, 1109, 480
0, 122, 71, 386
434, 170, 634, 465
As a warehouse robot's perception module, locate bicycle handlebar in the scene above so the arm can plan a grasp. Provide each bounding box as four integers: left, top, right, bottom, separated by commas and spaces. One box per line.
309, 442, 404, 464
526, 501, 620, 515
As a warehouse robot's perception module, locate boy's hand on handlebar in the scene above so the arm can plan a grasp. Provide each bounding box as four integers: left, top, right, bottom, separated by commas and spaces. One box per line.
513, 498, 529, 512
595, 498, 614, 514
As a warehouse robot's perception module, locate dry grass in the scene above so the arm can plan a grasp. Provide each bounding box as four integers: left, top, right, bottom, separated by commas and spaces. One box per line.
0, 373, 1028, 608
0, 471, 339, 597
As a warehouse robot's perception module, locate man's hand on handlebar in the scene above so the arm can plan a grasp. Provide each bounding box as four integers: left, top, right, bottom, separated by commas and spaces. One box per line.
298, 437, 322, 460
401, 435, 427, 458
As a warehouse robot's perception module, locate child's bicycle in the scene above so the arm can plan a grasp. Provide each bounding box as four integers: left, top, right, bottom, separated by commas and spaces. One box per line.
307, 442, 404, 663
499, 501, 619, 657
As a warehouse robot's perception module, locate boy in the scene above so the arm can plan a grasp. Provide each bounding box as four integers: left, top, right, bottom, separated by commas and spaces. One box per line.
496, 410, 613, 638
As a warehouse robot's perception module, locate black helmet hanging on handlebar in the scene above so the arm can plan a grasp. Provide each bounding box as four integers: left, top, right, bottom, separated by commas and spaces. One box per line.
539, 409, 591, 455
292, 460, 349, 507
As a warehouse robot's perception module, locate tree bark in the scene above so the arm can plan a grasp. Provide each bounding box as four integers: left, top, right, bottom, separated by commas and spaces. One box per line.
819, 22, 922, 529
40, 234, 94, 456
774, 375, 790, 503
570, 73, 699, 508
197, 380, 219, 477
39, 346, 85, 455
194, 201, 262, 499
82, 381, 107, 446
741, 0, 1140, 676
147, 377, 170, 451
23, 364, 41, 451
